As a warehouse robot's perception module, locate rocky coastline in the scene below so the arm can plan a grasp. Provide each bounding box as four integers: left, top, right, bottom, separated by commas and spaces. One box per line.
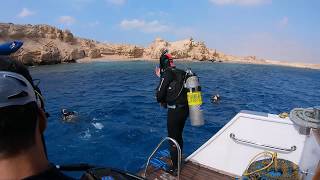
0, 23, 319, 70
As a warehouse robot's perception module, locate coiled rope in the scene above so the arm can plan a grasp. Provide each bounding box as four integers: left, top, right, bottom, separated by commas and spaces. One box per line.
243, 151, 299, 180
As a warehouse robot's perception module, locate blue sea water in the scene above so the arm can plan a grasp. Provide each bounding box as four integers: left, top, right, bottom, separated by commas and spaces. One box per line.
30, 61, 320, 176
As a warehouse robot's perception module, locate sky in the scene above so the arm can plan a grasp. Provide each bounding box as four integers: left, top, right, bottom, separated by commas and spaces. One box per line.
1, 0, 319, 63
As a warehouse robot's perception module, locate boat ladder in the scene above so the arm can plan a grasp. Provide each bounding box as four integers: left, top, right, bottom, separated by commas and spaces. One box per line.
143, 137, 182, 180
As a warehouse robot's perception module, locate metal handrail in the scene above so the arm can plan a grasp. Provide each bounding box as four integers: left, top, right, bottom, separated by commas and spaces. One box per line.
230, 133, 296, 152
143, 137, 181, 180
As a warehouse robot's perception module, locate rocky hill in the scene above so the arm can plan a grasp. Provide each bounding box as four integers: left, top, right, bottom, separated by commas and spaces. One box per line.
144, 37, 263, 62
0, 23, 145, 65
0, 22, 285, 66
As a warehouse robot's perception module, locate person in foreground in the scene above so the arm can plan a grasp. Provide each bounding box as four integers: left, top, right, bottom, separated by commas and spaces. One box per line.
0, 58, 73, 179
155, 50, 189, 175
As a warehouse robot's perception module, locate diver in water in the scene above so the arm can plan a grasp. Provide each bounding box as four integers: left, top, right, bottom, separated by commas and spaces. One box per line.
211, 93, 221, 104
61, 109, 76, 121
155, 49, 189, 175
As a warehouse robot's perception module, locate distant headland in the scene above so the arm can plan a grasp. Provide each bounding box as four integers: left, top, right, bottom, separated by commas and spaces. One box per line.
0, 23, 319, 70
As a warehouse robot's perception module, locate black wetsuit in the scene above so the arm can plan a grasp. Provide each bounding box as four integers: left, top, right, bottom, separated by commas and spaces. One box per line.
156, 67, 189, 170
23, 165, 74, 180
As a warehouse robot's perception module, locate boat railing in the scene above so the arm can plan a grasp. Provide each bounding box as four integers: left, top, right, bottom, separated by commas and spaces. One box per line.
143, 137, 181, 180
230, 133, 296, 153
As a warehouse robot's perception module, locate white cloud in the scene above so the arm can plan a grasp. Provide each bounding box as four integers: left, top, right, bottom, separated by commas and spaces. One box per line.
106, 0, 126, 5
120, 19, 144, 29
17, 8, 35, 18
209, 0, 271, 6
279, 16, 289, 28
88, 21, 100, 27
120, 19, 170, 33
58, 16, 76, 25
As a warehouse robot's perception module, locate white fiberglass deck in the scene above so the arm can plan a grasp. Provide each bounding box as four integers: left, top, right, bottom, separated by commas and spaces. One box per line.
187, 110, 320, 178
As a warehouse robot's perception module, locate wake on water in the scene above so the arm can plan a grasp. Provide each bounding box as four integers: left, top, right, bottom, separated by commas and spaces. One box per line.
92, 122, 104, 130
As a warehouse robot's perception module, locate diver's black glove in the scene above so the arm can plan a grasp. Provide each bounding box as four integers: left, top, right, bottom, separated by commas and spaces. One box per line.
160, 103, 167, 108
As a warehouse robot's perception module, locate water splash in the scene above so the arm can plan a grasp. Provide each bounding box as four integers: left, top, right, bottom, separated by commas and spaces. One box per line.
80, 128, 92, 139
92, 122, 104, 130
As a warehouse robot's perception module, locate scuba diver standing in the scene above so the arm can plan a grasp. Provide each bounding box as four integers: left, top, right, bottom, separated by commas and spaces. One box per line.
155, 50, 189, 175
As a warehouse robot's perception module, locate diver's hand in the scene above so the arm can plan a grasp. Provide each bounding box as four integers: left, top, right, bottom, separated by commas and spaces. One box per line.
155, 66, 160, 78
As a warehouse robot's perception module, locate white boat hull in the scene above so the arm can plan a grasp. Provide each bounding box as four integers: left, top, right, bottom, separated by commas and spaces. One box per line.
187, 110, 320, 179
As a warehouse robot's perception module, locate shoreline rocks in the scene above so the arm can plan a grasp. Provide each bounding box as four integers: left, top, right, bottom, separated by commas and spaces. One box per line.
0, 23, 318, 70
0, 23, 261, 65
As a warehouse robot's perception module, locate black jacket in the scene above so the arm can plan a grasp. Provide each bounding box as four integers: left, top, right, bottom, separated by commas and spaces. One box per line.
23, 165, 74, 180
156, 67, 188, 106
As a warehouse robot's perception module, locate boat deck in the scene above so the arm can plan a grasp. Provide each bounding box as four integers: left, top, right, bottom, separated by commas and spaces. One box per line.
140, 111, 320, 179
143, 160, 235, 180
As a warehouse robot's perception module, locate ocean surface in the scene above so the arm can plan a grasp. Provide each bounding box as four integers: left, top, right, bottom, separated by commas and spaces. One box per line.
30, 61, 320, 176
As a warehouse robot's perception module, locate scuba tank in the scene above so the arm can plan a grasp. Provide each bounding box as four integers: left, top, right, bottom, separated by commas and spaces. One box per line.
184, 69, 204, 126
